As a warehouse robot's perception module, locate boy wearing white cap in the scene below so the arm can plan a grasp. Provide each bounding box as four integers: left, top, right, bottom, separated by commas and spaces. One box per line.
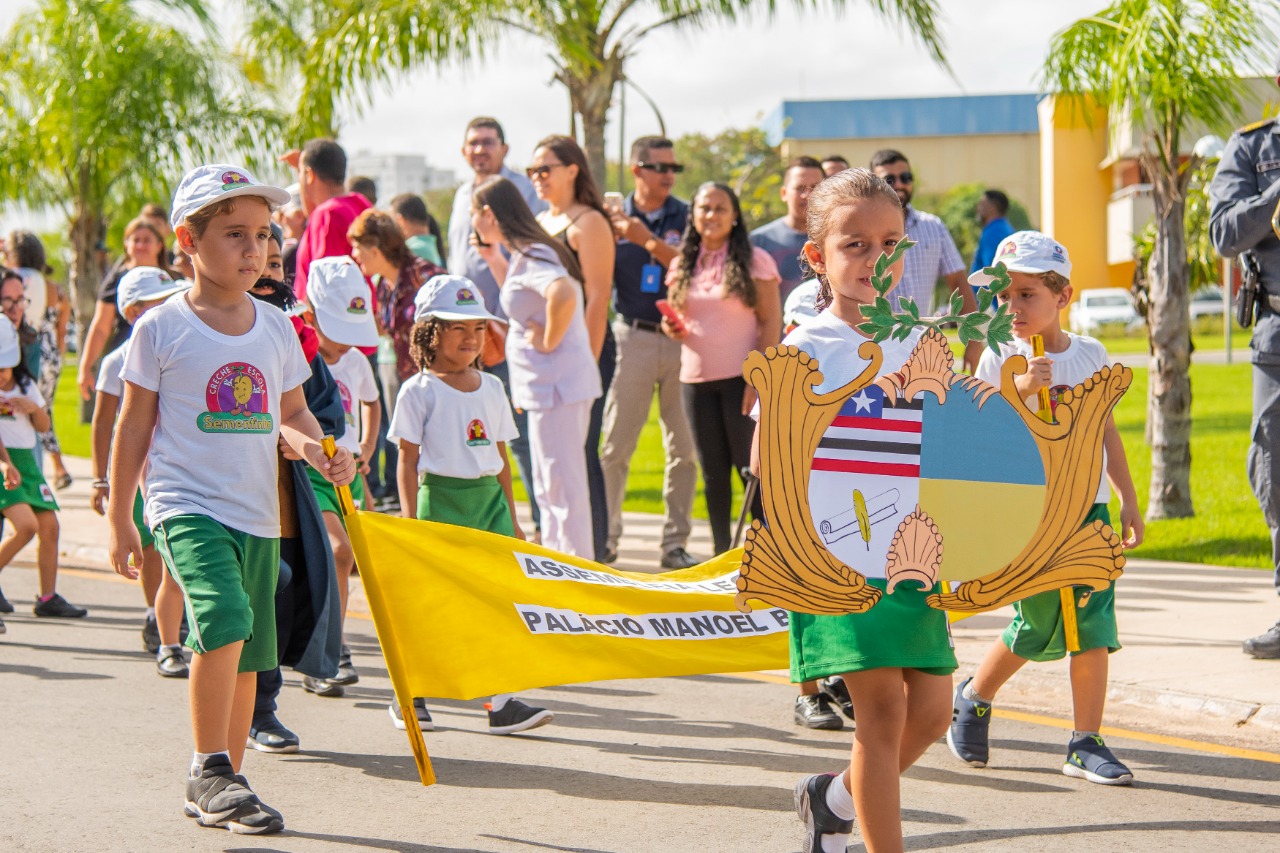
949, 231, 1144, 786
106, 164, 356, 835
386, 274, 554, 735
0, 311, 77, 632
91, 266, 189, 676
296, 255, 380, 693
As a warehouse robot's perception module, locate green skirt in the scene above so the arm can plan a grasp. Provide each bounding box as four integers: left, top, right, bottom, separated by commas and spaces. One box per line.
417, 473, 514, 537
789, 578, 957, 681
0, 447, 57, 513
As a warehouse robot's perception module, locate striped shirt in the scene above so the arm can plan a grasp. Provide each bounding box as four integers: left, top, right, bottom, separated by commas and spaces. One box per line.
896, 206, 965, 315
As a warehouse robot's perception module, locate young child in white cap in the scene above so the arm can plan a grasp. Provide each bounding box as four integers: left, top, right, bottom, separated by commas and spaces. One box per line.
90, 265, 189, 676
0, 307, 72, 633
949, 230, 1144, 786
106, 163, 356, 836
296, 255, 380, 694
386, 273, 554, 736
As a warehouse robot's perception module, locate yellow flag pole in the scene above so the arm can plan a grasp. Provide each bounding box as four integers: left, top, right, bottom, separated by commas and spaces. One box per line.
322, 435, 437, 785
1029, 337, 1080, 654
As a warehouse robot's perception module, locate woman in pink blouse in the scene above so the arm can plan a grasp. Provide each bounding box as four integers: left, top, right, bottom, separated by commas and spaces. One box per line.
662, 182, 781, 554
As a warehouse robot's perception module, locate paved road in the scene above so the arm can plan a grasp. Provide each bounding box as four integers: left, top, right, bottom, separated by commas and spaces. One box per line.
2, 560, 1278, 852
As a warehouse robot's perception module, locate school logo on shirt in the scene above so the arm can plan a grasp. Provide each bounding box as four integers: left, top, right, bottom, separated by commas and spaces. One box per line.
337, 380, 356, 426
0, 399, 13, 421
465, 418, 490, 447
198, 362, 272, 433
347, 296, 368, 315
221, 171, 251, 191
455, 288, 478, 306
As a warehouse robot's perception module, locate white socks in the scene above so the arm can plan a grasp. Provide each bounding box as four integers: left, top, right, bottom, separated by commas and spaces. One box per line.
191, 750, 229, 778
962, 681, 990, 704
157, 643, 182, 662
145, 606, 156, 619
490, 694, 511, 712
824, 770, 855, 820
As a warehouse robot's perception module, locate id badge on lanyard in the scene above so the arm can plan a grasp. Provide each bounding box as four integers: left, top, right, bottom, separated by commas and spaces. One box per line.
641, 263, 662, 294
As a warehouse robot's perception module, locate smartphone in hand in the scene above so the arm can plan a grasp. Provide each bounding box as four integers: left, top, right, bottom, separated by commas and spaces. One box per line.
655, 299, 687, 334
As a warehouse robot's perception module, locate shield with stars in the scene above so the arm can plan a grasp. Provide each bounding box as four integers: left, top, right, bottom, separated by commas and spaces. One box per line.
807, 379, 1048, 589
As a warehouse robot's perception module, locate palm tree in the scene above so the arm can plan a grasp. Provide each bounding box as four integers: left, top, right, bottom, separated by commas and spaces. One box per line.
240, 0, 946, 187
1042, 0, 1278, 519
0, 0, 281, 340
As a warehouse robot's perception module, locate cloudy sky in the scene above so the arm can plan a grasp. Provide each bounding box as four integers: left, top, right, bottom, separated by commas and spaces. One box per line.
0, 0, 1120, 177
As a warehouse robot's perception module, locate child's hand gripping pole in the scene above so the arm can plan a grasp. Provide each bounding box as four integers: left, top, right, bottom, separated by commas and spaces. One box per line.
1031, 335, 1081, 653
321, 436, 358, 517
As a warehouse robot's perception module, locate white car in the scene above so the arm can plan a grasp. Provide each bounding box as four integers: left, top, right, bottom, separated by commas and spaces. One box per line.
1190, 286, 1227, 319
1069, 288, 1141, 335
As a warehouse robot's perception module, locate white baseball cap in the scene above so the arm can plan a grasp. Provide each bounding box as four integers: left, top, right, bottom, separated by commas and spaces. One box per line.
116, 266, 187, 311
413, 275, 501, 323
783, 278, 821, 328
305, 256, 379, 347
170, 164, 291, 229
968, 231, 1072, 286
0, 318, 19, 369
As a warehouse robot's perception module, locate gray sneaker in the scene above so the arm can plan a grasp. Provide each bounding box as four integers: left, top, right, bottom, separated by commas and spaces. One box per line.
947, 677, 991, 767
329, 644, 359, 685
184, 755, 260, 828
487, 698, 554, 735
1063, 734, 1133, 785
389, 698, 434, 731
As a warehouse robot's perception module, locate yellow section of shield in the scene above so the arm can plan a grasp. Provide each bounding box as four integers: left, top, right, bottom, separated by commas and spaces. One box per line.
918, 479, 1047, 582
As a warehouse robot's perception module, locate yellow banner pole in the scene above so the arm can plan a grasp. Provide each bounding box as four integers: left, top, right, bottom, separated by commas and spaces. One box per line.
1029, 337, 1080, 654
322, 435, 437, 784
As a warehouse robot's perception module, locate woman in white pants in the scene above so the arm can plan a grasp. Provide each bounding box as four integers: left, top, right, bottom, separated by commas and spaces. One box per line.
470, 176, 601, 557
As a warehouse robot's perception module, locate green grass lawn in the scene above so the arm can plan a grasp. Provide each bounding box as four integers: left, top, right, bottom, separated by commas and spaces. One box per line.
62, 351, 1266, 570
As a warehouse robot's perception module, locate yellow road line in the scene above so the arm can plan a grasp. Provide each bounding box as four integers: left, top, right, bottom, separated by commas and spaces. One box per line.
60, 566, 1280, 765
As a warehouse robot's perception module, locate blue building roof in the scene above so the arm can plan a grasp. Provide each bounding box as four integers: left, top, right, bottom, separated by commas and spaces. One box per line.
762, 93, 1042, 145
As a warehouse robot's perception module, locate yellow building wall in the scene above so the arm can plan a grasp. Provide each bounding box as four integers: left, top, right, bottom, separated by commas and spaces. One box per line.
782, 134, 1041, 222
1038, 96, 1116, 304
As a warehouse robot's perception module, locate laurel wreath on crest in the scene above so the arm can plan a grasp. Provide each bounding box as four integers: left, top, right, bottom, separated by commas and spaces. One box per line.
855, 239, 1016, 354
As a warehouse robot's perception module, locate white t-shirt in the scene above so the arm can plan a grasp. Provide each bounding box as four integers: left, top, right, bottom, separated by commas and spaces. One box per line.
975, 332, 1110, 503
328, 348, 379, 456
122, 295, 311, 537
95, 343, 128, 398
751, 309, 922, 420
389, 371, 519, 479
0, 381, 46, 449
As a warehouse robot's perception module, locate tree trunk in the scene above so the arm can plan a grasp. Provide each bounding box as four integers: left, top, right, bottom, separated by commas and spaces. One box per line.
69, 194, 105, 424
1145, 176, 1194, 519
561, 57, 622, 194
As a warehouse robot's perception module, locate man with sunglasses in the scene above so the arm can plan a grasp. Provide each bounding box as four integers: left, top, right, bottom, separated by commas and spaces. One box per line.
870, 149, 981, 372
599, 136, 700, 569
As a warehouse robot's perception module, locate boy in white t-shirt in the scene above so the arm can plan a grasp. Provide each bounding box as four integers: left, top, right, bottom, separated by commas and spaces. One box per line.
91, 266, 189, 676
107, 164, 356, 835
298, 255, 381, 692
950, 231, 1144, 786
387, 274, 554, 736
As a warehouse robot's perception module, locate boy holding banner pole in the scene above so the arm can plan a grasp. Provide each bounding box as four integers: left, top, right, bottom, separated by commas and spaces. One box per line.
950, 231, 1143, 785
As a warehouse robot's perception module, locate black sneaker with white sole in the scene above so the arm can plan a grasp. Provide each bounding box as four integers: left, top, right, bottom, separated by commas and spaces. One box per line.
142, 614, 161, 653
33, 593, 87, 618
488, 698, 554, 734
302, 674, 344, 697
389, 698, 434, 731
947, 677, 992, 767
1063, 733, 1133, 785
794, 693, 843, 730
329, 644, 358, 685
156, 647, 190, 678
248, 713, 300, 753
818, 676, 855, 720
794, 772, 853, 853
184, 755, 261, 828
659, 547, 699, 569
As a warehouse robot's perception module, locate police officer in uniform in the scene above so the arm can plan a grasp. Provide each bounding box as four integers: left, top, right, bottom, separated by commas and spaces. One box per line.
1209, 58, 1280, 659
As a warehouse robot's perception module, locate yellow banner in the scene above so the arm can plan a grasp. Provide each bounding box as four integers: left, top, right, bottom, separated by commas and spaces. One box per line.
347, 512, 790, 782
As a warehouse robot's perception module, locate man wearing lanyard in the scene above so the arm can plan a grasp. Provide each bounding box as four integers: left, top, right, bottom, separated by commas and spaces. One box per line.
447, 117, 547, 535
601, 137, 699, 569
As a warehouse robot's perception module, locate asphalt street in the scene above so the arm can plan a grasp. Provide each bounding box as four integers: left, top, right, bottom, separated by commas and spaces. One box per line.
2, 560, 1278, 853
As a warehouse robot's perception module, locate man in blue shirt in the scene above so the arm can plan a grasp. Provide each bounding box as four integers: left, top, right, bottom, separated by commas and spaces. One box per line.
970, 189, 1017, 274
600, 136, 699, 569
751, 156, 825, 305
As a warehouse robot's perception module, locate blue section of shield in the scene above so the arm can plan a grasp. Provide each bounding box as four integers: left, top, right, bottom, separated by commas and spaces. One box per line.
919, 392, 1044, 485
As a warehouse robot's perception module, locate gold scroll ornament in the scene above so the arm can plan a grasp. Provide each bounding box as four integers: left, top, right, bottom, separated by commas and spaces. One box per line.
736, 329, 1130, 615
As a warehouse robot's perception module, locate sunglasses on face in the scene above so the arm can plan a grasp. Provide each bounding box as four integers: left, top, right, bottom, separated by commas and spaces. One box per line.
638, 162, 685, 174
526, 163, 566, 180
882, 172, 913, 186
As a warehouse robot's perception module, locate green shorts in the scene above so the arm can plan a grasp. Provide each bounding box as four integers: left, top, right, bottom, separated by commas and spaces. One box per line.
307, 462, 366, 517
417, 472, 514, 537
132, 490, 154, 550
1002, 504, 1121, 662
789, 578, 957, 682
153, 514, 279, 673
0, 447, 57, 513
